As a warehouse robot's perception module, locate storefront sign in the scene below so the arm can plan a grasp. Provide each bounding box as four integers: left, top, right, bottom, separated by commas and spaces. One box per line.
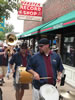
0, 16, 5, 32
18, 0, 43, 21
53, 23, 63, 29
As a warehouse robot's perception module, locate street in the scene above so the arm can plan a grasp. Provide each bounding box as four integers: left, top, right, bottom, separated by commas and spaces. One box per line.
0, 73, 32, 100
0, 73, 75, 100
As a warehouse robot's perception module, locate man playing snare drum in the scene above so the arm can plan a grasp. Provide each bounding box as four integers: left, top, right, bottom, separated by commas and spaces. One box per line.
9, 42, 31, 100
26, 38, 64, 100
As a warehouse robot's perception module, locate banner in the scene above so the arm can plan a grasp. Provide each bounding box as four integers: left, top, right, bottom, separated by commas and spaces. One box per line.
0, 16, 5, 32
17, 1, 43, 21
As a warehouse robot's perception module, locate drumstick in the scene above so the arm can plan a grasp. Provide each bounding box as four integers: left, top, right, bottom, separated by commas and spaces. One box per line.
20, 76, 52, 80
40, 77, 52, 79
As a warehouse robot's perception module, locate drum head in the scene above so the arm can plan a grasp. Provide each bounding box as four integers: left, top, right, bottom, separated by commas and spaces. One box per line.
16, 67, 20, 84
16, 67, 33, 84
40, 84, 59, 100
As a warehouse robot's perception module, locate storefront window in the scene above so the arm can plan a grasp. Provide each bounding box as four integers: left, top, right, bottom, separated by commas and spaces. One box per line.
62, 36, 75, 67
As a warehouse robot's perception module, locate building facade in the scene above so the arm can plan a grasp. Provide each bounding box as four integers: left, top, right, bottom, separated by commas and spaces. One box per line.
24, 0, 75, 31
23, 0, 75, 87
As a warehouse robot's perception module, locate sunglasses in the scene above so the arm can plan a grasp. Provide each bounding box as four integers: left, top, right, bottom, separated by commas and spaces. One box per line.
38, 44, 45, 47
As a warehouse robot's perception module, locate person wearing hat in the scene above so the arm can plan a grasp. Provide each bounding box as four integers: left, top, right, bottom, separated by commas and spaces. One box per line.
26, 38, 64, 100
9, 42, 31, 100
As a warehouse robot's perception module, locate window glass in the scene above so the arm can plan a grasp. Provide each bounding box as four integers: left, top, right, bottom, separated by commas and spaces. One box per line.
64, 37, 74, 42
62, 36, 75, 67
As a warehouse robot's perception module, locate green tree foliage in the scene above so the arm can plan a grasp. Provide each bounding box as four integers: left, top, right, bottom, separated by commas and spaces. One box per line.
0, 24, 14, 40
0, 32, 5, 40
0, 0, 20, 40
4, 24, 14, 33
0, 0, 20, 20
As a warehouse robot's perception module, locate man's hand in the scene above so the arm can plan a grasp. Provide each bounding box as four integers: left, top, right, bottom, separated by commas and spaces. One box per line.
56, 75, 61, 83
33, 72, 40, 80
9, 64, 15, 73
12, 68, 15, 73
28, 69, 40, 80
56, 72, 62, 83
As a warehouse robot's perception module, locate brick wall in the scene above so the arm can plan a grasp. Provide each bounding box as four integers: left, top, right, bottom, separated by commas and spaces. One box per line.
23, 0, 75, 32
23, 21, 42, 32
43, 0, 75, 22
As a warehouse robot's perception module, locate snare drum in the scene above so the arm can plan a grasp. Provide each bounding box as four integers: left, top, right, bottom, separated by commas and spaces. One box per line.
39, 84, 59, 100
16, 67, 33, 84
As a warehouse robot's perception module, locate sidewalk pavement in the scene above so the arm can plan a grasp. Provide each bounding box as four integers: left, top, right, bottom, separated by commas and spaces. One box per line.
0, 73, 75, 100
0, 73, 32, 100
56, 82, 75, 100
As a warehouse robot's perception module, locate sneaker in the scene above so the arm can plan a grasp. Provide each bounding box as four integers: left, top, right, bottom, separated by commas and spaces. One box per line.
0, 80, 3, 86
2, 79, 5, 83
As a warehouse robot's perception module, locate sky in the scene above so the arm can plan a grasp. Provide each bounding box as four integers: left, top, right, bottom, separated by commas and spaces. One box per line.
25, 0, 47, 4
6, 10, 24, 33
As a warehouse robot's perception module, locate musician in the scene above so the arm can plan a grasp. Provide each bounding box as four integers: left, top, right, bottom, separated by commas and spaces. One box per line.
9, 42, 31, 100
26, 38, 64, 100
0, 43, 8, 85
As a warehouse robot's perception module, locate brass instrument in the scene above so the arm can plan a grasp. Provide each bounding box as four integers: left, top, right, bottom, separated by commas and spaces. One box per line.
4, 33, 18, 56
5, 46, 13, 56
6, 33, 17, 46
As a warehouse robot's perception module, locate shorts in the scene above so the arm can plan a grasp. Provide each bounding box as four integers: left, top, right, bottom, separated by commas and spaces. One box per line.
0, 67, 3, 76
0, 66, 7, 77
13, 79, 29, 90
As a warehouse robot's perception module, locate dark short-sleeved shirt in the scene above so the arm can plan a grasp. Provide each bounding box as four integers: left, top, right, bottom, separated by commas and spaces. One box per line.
0, 49, 3, 65
0, 49, 8, 66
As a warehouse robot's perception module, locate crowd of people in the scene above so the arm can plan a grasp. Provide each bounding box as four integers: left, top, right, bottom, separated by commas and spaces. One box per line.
0, 38, 64, 100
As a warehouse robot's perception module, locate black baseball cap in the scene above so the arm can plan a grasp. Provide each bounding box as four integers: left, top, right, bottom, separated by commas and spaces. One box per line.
38, 38, 49, 45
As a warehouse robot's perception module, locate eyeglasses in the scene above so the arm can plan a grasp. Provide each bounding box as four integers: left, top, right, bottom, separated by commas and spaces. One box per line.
38, 44, 45, 47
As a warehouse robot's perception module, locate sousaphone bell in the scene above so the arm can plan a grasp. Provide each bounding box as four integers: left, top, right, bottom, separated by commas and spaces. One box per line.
6, 33, 17, 46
